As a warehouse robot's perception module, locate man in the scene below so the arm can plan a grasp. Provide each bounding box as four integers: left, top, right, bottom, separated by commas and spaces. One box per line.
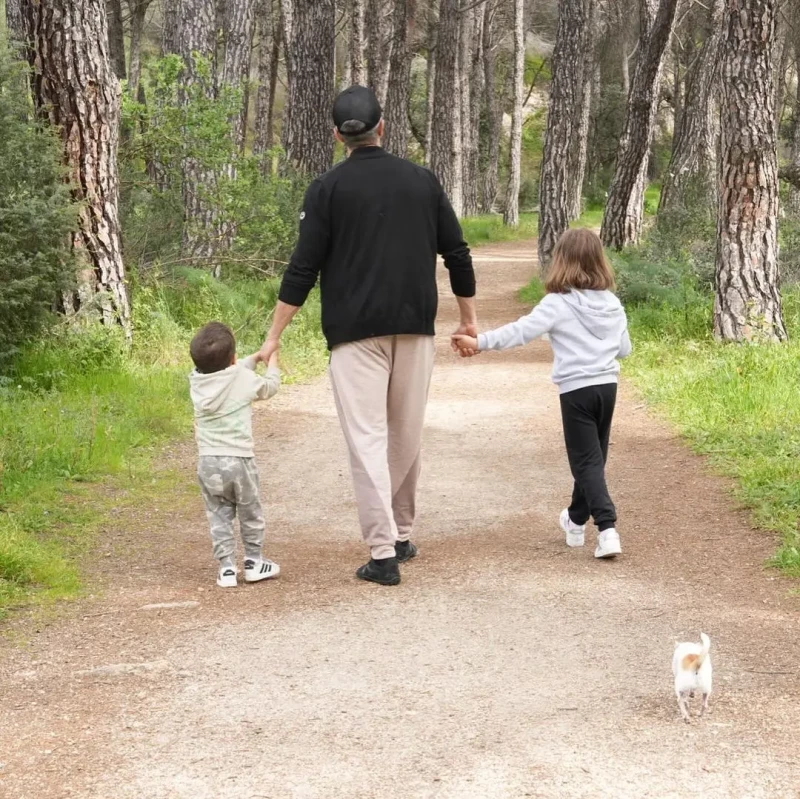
260, 85, 477, 586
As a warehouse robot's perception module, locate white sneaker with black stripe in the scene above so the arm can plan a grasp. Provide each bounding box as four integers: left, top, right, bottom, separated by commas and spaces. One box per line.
244, 558, 281, 583
217, 565, 238, 588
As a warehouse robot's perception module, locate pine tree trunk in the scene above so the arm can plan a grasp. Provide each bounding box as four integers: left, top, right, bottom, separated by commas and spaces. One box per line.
106, 0, 127, 80
538, 0, 590, 265
282, 0, 335, 175
457, 7, 473, 214
788, 31, 800, 212
221, 0, 257, 150
424, 0, 438, 167
6, 0, 25, 41
162, 0, 181, 54
462, 5, 484, 217
253, 0, 281, 160
430, 0, 462, 214
714, 0, 786, 342
480, 2, 500, 213
773, 14, 789, 135
23, 0, 131, 334
366, 0, 392, 104
127, 0, 151, 96
503, 0, 524, 227
383, 0, 414, 156
350, 0, 366, 84
178, 0, 219, 260
566, 0, 595, 222
600, 0, 678, 250
658, 0, 724, 219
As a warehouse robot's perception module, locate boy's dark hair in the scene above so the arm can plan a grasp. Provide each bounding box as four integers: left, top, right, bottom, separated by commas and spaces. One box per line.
190, 322, 236, 373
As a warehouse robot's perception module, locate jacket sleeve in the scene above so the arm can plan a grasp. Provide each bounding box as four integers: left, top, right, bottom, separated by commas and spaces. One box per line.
278, 179, 330, 307
619, 327, 632, 359
240, 357, 281, 401
478, 295, 562, 351
436, 181, 476, 298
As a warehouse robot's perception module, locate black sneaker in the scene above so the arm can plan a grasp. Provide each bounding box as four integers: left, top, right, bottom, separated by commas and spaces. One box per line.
356, 557, 401, 586
395, 540, 418, 563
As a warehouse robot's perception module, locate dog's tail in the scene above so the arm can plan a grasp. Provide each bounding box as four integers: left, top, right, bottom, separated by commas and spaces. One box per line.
695, 632, 711, 669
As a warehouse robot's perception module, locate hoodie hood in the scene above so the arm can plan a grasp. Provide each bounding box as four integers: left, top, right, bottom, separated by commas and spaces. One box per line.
561, 290, 626, 340
189, 364, 246, 415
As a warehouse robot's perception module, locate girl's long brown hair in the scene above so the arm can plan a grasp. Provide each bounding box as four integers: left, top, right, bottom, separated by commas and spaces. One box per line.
544, 228, 616, 294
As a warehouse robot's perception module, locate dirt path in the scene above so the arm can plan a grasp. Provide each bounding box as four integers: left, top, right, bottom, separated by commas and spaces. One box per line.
2, 239, 800, 799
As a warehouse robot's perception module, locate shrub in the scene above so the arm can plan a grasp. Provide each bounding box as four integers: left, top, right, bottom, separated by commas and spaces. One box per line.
0, 43, 75, 369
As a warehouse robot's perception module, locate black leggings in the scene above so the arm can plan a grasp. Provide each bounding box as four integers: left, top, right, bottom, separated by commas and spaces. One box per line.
559, 383, 617, 532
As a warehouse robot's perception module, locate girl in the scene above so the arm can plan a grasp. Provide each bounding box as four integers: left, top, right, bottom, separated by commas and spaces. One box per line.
452, 228, 631, 558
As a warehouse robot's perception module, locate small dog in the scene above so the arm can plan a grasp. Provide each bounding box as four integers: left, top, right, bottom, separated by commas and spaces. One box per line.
672, 632, 712, 722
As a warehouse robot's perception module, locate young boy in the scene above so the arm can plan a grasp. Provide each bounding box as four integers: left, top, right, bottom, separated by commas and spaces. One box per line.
189, 321, 282, 588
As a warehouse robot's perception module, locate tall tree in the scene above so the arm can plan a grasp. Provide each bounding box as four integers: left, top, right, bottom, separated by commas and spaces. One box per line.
162, 0, 181, 54
480, 1, 501, 213
282, 0, 336, 175
350, 0, 367, 84
538, 0, 591, 265
600, 0, 679, 249
21, 0, 131, 333
127, 0, 153, 97
714, 0, 786, 342
253, 0, 281, 161
462, 5, 484, 217
365, 0, 392, 104
503, 0, 525, 227
658, 0, 724, 218
788, 27, 800, 211
106, 0, 127, 80
384, 0, 414, 156
430, 0, 462, 214
424, 0, 439, 167
566, 0, 595, 222
221, 0, 257, 150
5, 0, 25, 41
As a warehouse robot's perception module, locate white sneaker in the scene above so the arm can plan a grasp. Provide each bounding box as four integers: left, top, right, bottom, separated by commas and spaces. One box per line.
244, 558, 281, 583
217, 566, 238, 588
560, 509, 585, 547
595, 529, 622, 559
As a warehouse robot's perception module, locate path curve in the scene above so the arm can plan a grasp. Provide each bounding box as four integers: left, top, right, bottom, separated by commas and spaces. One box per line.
2, 239, 800, 798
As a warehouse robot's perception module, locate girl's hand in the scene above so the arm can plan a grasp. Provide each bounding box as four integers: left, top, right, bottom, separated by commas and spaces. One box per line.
451, 334, 479, 357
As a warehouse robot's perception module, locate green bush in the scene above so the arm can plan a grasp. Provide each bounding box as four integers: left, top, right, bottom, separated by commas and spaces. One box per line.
0, 44, 75, 368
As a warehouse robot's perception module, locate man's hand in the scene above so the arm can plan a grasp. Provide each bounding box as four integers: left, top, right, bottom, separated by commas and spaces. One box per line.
259, 337, 281, 364
451, 333, 479, 357
451, 322, 479, 357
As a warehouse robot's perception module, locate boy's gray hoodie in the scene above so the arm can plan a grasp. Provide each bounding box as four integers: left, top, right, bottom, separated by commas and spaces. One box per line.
189, 355, 281, 458
478, 289, 631, 394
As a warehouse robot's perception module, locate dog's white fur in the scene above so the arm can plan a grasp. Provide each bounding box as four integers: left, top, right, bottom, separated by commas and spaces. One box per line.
672, 632, 712, 722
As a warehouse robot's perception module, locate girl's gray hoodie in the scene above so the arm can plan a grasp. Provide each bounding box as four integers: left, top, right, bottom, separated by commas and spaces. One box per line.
477, 289, 631, 394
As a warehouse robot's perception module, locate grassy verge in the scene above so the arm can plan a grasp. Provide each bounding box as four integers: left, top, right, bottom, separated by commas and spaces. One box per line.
0, 268, 327, 618
460, 213, 538, 245
519, 272, 800, 576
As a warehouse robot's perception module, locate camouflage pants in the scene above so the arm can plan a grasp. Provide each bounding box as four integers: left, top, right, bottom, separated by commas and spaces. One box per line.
197, 456, 264, 563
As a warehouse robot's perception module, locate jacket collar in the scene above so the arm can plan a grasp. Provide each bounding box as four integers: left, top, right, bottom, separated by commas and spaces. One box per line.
347, 145, 388, 160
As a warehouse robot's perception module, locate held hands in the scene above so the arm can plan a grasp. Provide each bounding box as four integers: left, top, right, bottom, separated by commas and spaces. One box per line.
258, 337, 281, 365
451, 333, 480, 357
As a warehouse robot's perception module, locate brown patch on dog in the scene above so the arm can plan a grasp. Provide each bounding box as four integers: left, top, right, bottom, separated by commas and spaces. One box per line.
682, 653, 702, 671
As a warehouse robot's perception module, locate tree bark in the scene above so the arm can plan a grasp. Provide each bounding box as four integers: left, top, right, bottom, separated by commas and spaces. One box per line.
253, 0, 281, 160
658, 0, 724, 219
127, 0, 152, 97
106, 0, 127, 80
503, 0, 524, 227
282, 0, 336, 175
22, 0, 131, 334
350, 0, 367, 84
600, 0, 678, 250
480, 1, 500, 213
221, 0, 257, 150
162, 0, 181, 54
714, 0, 786, 342
462, 5, 484, 217
366, 0, 392, 104
430, 0, 462, 214
424, 0, 439, 166
538, 0, 590, 265
566, 0, 595, 222
788, 29, 800, 211
6, 0, 26, 41
773, 12, 789, 135
383, 0, 414, 156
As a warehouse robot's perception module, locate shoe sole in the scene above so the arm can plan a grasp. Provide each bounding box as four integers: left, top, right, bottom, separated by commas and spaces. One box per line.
356, 570, 401, 586
244, 567, 281, 583
217, 578, 237, 588
595, 545, 622, 559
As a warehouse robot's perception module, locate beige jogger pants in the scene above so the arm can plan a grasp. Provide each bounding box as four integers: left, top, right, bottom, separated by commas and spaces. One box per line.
329, 334, 436, 560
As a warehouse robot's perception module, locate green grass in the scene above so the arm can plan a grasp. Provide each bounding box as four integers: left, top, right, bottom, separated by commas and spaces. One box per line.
0, 268, 327, 617
460, 213, 538, 245
520, 269, 800, 577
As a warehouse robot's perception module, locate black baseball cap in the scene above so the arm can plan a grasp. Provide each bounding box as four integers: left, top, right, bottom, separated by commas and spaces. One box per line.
332, 85, 383, 134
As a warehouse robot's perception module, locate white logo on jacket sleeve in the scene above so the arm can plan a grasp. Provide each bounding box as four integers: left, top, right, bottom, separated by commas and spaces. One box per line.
299, 211, 306, 220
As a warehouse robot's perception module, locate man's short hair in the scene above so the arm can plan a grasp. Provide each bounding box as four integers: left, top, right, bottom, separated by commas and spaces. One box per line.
190, 321, 236, 373
337, 120, 381, 148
